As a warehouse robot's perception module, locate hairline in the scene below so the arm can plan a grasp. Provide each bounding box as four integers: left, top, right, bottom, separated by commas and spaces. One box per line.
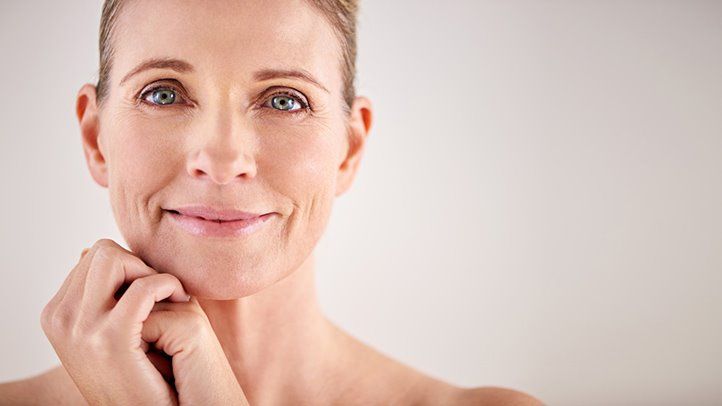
97, 0, 355, 116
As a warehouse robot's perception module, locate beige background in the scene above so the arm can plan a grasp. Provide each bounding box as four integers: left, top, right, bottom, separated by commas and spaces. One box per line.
1, 1, 721, 405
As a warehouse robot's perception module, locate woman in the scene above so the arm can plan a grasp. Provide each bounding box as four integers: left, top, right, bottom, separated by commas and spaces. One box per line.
1, 0, 543, 404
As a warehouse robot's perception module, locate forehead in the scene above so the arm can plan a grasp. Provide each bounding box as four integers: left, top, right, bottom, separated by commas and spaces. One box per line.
111, 0, 342, 88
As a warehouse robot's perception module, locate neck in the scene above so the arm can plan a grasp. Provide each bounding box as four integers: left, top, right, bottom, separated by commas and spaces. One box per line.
196, 252, 342, 404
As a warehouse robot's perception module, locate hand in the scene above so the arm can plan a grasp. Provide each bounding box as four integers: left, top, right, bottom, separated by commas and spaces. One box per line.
40, 239, 248, 405
142, 297, 249, 405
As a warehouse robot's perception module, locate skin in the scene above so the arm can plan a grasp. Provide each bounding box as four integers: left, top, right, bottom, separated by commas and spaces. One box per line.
1, 0, 544, 404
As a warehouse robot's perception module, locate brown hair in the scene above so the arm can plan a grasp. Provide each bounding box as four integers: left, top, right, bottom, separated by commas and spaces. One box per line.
96, 0, 359, 114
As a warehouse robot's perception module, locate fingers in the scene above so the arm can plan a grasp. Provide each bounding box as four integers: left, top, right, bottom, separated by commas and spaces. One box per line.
56, 240, 130, 312
141, 308, 208, 356
80, 240, 159, 319
47, 246, 93, 310
140, 303, 248, 406
41, 239, 191, 406
41, 246, 101, 341
47, 238, 191, 336
110, 273, 191, 331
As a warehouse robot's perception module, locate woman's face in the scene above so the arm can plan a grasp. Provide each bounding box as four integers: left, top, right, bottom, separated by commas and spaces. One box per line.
78, 0, 371, 299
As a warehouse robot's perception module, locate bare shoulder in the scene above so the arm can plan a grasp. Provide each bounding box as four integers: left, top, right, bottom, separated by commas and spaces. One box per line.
333, 328, 544, 406
0, 365, 87, 405
398, 375, 544, 406
377, 364, 543, 406
447, 386, 545, 406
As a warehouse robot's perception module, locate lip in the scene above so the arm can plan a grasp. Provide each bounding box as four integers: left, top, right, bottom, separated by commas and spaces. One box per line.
163, 206, 275, 238
170, 205, 266, 221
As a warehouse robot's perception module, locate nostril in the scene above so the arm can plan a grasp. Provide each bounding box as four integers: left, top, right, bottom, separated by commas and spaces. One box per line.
191, 168, 207, 178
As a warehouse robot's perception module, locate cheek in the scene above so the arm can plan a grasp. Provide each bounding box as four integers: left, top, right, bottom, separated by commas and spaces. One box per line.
259, 122, 341, 209
255, 122, 341, 257
106, 116, 184, 233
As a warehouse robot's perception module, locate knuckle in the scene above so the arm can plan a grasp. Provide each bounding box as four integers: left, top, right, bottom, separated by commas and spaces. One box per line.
91, 239, 109, 250
158, 272, 179, 285
125, 254, 148, 268
91, 238, 116, 252
87, 247, 116, 277
92, 245, 114, 260
128, 277, 154, 298
39, 303, 53, 331
43, 307, 73, 336
97, 238, 116, 246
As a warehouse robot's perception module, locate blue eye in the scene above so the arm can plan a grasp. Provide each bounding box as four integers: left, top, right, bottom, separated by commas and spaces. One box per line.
267, 91, 310, 114
137, 85, 309, 113
270, 94, 305, 111
146, 88, 177, 105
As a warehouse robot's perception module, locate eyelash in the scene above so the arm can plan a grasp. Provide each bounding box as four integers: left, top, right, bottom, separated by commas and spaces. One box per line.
137, 83, 311, 115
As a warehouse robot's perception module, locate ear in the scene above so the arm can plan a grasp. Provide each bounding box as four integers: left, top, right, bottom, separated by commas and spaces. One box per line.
335, 95, 373, 197
77, 83, 108, 188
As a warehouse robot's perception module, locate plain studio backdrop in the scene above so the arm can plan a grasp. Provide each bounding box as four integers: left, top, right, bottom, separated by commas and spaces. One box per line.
1, 1, 721, 405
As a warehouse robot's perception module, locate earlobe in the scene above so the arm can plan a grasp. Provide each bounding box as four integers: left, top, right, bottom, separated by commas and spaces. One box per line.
335, 96, 373, 197
76, 83, 108, 188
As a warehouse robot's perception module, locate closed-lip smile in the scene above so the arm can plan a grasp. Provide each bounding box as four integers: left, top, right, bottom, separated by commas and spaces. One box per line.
163, 205, 275, 237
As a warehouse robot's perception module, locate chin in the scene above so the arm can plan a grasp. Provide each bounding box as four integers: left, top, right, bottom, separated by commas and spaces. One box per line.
176, 260, 276, 300
133, 242, 290, 300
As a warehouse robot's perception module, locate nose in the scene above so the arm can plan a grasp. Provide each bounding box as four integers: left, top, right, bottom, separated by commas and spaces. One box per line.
186, 107, 258, 185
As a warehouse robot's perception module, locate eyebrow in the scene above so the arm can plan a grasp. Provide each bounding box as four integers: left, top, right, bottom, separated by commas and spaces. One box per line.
119, 58, 194, 86
118, 57, 329, 93
253, 68, 330, 94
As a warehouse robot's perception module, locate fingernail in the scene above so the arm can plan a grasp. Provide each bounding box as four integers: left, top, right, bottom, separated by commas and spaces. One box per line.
80, 248, 90, 258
